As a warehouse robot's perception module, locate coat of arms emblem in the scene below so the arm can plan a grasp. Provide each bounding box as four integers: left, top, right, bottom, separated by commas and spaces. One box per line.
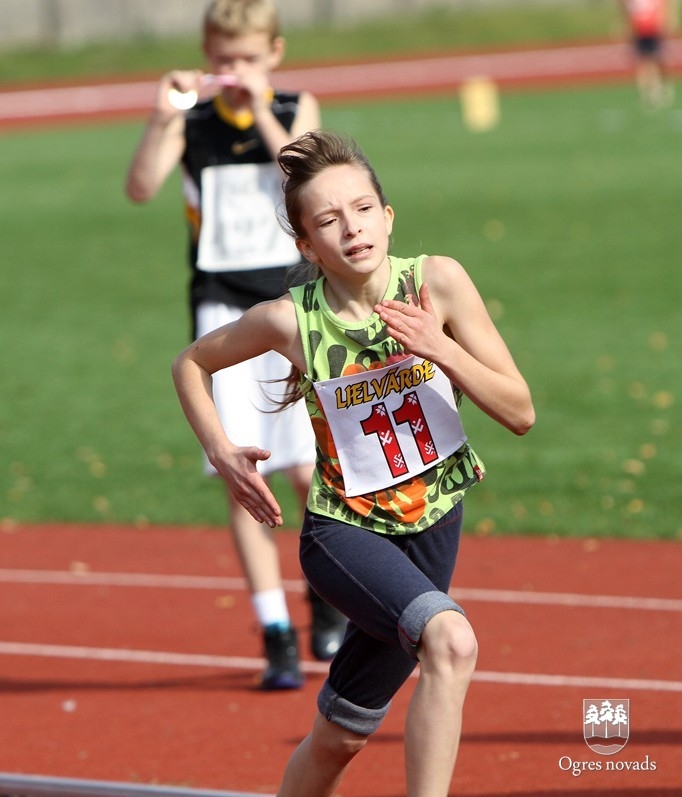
583, 699, 630, 755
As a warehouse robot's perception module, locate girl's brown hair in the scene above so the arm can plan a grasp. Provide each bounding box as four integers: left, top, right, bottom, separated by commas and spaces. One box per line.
271, 130, 389, 409
278, 129, 388, 241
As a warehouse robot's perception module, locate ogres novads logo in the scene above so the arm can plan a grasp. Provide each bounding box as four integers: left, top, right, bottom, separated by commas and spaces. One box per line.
583, 699, 629, 755
559, 699, 655, 776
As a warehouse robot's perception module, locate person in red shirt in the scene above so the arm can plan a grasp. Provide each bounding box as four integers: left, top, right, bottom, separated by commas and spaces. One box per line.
620, 0, 676, 107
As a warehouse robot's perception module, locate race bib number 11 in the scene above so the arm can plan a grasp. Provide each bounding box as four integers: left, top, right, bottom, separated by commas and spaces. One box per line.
313, 356, 467, 497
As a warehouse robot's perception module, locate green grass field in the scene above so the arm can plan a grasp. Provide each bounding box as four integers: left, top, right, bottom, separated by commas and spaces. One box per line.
0, 2, 619, 86
2, 77, 680, 539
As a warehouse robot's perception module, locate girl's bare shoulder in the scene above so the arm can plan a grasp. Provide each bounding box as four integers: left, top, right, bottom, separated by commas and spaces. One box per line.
247, 294, 298, 338
421, 254, 477, 296
246, 295, 306, 370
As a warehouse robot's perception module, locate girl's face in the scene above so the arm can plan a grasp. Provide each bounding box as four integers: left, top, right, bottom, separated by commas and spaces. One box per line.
295, 164, 394, 279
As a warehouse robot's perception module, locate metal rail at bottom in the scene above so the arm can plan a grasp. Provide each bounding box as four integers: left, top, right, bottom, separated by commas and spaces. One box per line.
0, 774, 273, 797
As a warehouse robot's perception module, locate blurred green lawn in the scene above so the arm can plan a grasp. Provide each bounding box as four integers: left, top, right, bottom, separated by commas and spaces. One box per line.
0, 2, 619, 86
2, 78, 680, 539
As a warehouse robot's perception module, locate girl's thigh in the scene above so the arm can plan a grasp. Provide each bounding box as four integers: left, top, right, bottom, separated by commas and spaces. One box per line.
299, 505, 464, 709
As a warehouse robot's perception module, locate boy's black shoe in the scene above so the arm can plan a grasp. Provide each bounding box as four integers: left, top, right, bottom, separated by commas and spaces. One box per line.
261, 625, 304, 690
308, 587, 347, 661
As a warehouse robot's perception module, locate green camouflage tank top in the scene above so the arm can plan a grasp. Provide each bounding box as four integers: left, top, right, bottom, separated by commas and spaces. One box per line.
289, 254, 485, 535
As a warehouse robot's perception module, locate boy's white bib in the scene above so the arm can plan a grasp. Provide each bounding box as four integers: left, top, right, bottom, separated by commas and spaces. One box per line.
197, 162, 299, 272
313, 355, 467, 497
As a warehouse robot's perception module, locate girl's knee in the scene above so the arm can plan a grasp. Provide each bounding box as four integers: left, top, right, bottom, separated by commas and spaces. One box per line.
419, 610, 478, 675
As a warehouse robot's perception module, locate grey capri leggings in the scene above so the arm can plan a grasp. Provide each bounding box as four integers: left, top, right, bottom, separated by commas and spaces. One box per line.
299, 501, 465, 736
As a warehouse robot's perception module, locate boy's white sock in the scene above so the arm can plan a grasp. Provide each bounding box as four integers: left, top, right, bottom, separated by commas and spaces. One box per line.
251, 588, 291, 630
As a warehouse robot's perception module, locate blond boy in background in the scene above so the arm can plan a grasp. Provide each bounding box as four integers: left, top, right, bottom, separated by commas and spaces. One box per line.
126, 0, 345, 689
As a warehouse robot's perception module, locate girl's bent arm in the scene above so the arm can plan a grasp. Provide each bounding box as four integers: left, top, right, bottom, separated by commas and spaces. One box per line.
171, 298, 302, 526
377, 256, 535, 435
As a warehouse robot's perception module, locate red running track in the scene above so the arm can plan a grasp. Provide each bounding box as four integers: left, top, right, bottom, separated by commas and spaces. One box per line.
0, 38, 681, 129
1, 38, 682, 795
1, 523, 681, 796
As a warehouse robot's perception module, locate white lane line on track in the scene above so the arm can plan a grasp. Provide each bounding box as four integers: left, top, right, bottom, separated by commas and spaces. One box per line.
1, 568, 681, 612
0, 771, 268, 797
1, 641, 681, 693
0, 569, 288, 592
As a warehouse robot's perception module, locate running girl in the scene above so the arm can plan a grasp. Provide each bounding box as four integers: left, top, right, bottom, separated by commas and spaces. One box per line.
172, 129, 535, 796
